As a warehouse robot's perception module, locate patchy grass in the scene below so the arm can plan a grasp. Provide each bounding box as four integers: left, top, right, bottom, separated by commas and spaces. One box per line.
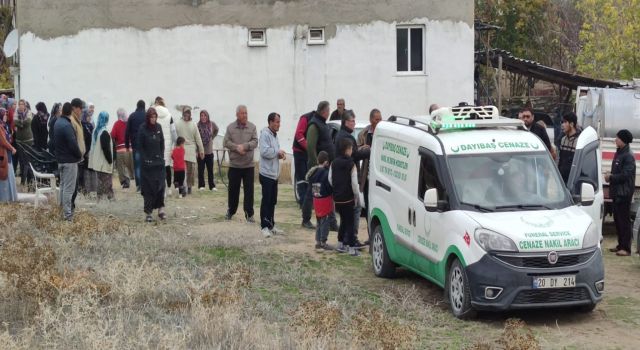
1, 187, 639, 349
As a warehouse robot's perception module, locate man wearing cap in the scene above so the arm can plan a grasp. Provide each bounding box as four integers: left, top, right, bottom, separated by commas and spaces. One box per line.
605, 129, 636, 256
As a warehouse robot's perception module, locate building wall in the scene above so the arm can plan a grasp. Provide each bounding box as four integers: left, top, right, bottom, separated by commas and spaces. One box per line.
17, 1, 474, 149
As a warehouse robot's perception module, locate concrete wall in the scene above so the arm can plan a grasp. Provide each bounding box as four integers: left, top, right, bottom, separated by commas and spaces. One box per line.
17, 0, 472, 39
17, 1, 474, 150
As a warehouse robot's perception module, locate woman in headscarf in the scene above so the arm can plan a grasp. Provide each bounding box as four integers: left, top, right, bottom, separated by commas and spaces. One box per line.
137, 107, 166, 222
0, 108, 18, 202
31, 102, 50, 150
197, 109, 219, 191
14, 99, 34, 185
152, 97, 176, 194
47, 102, 62, 153
88, 111, 114, 201
79, 106, 97, 194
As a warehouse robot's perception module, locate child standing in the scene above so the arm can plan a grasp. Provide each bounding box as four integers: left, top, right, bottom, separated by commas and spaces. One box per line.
330, 138, 361, 256
172, 137, 187, 197
306, 151, 333, 251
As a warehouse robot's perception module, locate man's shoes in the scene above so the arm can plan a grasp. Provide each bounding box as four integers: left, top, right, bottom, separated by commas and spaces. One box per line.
199, 187, 205, 191
211, 187, 218, 192
261, 227, 272, 238
158, 209, 166, 221
609, 247, 619, 252
616, 250, 631, 256
335, 242, 346, 253
319, 242, 334, 251
224, 211, 233, 221
145, 214, 153, 223
353, 240, 367, 249
271, 227, 284, 235
348, 246, 361, 257
301, 221, 315, 230
245, 214, 255, 224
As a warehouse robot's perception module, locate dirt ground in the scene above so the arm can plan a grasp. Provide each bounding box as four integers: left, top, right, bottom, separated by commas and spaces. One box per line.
3, 178, 640, 349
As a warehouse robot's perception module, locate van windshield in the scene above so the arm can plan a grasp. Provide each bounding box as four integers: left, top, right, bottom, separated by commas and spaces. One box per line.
447, 152, 571, 211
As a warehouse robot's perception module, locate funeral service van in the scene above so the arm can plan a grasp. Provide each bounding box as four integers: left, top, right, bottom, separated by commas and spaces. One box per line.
368, 105, 605, 319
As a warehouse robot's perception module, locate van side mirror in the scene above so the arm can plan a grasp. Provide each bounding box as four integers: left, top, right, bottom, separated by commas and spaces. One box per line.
424, 188, 438, 211
580, 182, 595, 206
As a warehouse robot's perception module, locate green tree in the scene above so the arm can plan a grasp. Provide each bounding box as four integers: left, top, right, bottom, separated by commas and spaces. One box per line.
576, 0, 640, 80
476, 0, 580, 98
0, 6, 14, 89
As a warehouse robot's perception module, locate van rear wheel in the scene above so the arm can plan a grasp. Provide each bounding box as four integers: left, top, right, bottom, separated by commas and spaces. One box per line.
371, 225, 395, 278
446, 259, 476, 319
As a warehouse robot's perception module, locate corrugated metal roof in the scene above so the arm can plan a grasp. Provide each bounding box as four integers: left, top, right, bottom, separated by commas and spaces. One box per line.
475, 49, 624, 90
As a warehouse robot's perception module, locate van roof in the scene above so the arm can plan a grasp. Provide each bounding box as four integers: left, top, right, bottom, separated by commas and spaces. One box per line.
377, 106, 546, 156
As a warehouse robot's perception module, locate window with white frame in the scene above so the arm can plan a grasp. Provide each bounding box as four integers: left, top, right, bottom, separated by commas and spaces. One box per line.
307, 27, 325, 45
396, 25, 424, 73
248, 28, 267, 47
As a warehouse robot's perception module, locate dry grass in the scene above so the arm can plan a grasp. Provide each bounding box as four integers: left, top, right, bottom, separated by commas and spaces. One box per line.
0, 233, 57, 300
467, 318, 541, 350
0, 184, 617, 349
290, 300, 342, 338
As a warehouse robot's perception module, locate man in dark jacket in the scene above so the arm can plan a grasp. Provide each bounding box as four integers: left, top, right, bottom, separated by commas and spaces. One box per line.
519, 107, 556, 159
605, 129, 636, 256
53, 102, 83, 221
306, 101, 334, 168
334, 110, 370, 247
292, 110, 315, 229
125, 100, 146, 191
558, 112, 580, 183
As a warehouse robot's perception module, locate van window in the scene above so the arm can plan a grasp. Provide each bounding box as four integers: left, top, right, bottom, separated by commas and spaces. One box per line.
448, 152, 570, 211
418, 154, 445, 200
573, 149, 599, 194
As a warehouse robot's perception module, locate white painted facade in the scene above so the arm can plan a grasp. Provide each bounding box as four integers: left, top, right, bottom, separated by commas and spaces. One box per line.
18, 19, 473, 150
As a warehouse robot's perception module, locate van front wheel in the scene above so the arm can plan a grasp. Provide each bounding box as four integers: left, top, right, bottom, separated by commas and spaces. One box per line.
446, 259, 476, 319
371, 225, 395, 278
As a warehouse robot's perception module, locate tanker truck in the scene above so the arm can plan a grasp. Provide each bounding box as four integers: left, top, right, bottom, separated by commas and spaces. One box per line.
576, 83, 640, 233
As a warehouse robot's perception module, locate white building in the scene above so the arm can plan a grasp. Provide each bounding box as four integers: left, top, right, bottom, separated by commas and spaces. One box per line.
16, 0, 474, 148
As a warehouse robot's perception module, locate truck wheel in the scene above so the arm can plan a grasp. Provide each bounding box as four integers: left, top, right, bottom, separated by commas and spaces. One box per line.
446, 259, 476, 319
371, 224, 395, 278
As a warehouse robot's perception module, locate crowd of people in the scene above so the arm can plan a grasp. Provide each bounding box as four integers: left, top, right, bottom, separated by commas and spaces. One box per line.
0, 95, 635, 258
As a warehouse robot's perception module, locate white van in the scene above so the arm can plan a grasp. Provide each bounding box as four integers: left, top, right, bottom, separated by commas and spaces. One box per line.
368, 105, 605, 319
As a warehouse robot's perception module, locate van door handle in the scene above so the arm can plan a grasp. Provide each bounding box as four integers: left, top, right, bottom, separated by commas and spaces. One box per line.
408, 208, 412, 225
412, 209, 416, 227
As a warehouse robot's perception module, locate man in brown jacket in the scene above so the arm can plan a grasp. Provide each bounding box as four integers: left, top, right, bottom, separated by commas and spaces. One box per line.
223, 105, 258, 222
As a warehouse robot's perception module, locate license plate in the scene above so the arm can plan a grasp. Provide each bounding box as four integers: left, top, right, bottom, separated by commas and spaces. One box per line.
532, 275, 576, 289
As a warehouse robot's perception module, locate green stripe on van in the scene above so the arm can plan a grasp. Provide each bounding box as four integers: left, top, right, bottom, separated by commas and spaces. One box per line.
371, 208, 467, 288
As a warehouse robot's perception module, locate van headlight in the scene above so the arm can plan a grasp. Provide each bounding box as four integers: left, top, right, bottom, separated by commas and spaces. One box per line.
582, 224, 600, 249
475, 229, 518, 252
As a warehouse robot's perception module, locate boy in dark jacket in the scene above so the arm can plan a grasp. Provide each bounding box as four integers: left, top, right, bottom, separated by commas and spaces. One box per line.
330, 138, 362, 256
605, 129, 636, 256
306, 151, 333, 251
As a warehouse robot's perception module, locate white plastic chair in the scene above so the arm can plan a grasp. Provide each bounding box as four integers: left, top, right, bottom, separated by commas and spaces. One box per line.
29, 163, 58, 208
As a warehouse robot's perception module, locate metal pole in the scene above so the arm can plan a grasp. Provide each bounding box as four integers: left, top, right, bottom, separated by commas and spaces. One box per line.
498, 55, 503, 113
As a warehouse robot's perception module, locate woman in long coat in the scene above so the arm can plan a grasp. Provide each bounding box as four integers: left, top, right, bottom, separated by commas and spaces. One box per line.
0, 108, 17, 202
137, 107, 166, 222
88, 111, 114, 201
